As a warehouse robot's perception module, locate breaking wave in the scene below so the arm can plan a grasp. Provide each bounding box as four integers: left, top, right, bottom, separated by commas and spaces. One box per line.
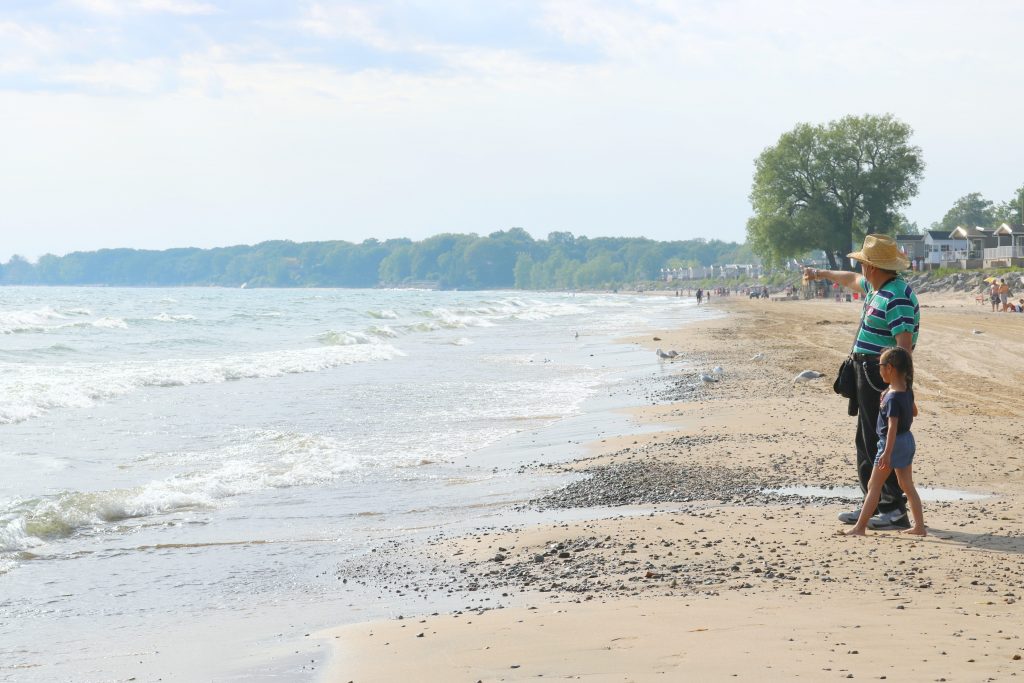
0, 344, 403, 424
366, 309, 399, 319
152, 313, 197, 323
0, 307, 93, 334
318, 330, 372, 346
0, 430, 412, 553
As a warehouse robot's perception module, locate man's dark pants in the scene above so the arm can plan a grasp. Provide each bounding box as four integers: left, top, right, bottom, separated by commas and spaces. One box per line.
854, 356, 907, 515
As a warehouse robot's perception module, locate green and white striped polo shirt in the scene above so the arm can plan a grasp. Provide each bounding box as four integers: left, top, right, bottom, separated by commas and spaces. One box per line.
853, 276, 920, 355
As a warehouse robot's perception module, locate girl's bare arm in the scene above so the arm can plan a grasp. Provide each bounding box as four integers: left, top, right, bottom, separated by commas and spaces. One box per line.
878, 417, 899, 469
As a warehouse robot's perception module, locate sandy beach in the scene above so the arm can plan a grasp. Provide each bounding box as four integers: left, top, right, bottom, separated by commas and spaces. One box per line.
321, 291, 1024, 682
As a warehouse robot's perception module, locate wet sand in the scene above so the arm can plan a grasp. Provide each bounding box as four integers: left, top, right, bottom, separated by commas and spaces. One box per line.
321, 291, 1024, 681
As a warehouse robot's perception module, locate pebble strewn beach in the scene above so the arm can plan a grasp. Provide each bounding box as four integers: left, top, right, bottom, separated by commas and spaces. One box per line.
324, 292, 1024, 682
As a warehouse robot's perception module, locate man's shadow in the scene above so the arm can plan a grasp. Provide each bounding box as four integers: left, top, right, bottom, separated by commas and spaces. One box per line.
922, 528, 1024, 555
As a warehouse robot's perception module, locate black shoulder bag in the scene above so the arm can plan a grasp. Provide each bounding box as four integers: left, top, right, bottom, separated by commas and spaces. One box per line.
833, 354, 858, 399
833, 296, 869, 406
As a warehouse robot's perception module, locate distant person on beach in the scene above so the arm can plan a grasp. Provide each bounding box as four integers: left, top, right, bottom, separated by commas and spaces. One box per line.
804, 234, 920, 530
846, 347, 925, 536
991, 282, 1000, 312
696, 288, 703, 304
998, 279, 1010, 312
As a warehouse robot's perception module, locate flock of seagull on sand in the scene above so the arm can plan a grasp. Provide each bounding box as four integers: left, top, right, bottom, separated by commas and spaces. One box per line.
655, 348, 824, 385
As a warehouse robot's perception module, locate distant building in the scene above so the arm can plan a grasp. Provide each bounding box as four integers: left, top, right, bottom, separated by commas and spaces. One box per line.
895, 234, 925, 264
721, 264, 762, 278
897, 231, 969, 270
948, 226, 997, 268
660, 263, 764, 281
924, 229, 968, 267
923, 230, 967, 269
987, 223, 1024, 266
938, 225, 1024, 268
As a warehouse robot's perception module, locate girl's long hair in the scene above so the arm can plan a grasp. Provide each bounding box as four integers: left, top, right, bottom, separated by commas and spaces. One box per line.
880, 346, 913, 390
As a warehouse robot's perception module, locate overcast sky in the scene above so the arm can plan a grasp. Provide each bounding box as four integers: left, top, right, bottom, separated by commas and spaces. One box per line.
1, 1, 1022, 261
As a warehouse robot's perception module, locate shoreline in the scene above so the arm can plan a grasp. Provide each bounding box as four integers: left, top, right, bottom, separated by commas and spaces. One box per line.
320, 292, 1024, 681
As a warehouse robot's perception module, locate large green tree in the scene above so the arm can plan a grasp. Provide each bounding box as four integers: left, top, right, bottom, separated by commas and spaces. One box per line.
993, 185, 1024, 225
747, 114, 924, 269
937, 192, 995, 231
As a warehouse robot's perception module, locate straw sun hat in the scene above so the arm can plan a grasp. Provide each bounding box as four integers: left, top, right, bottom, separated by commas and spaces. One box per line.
847, 234, 910, 272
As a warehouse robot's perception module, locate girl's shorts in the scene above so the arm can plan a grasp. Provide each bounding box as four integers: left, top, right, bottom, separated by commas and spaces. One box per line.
876, 432, 916, 469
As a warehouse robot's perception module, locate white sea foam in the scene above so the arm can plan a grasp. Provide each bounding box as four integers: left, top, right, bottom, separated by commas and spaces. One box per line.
0, 516, 39, 554
423, 307, 496, 329
403, 321, 440, 333
0, 344, 404, 424
511, 310, 551, 321
0, 307, 126, 334
0, 430, 407, 553
231, 311, 282, 319
450, 337, 473, 346
153, 313, 197, 322
318, 330, 373, 346
433, 300, 590, 326
366, 325, 399, 338
54, 318, 129, 331
367, 309, 399, 319
0, 307, 67, 334
353, 299, 593, 336
92, 317, 128, 329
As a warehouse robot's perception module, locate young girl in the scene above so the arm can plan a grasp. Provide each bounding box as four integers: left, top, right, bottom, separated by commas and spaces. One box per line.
846, 347, 926, 536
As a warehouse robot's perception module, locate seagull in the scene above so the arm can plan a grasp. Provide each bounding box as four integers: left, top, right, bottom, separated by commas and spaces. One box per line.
750, 353, 765, 361
712, 366, 724, 376
699, 373, 719, 384
793, 370, 824, 383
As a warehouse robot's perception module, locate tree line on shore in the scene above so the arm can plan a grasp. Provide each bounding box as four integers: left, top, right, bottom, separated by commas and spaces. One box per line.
5, 113, 1018, 289
0, 231, 752, 289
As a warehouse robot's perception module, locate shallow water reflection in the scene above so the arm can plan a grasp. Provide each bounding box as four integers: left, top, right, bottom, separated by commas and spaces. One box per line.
766, 485, 991, 502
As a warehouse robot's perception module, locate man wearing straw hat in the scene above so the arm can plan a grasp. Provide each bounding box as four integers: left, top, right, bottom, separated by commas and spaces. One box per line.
804, 234, 920, 529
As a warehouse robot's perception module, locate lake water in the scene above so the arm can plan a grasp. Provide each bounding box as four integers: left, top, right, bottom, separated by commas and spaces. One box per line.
0, 286, 711, 681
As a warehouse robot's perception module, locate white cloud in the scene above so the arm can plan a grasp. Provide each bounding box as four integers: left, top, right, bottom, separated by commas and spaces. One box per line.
297, 3, 397, 49
536, 0, 1019, 78
0, 20, 60, 56
2, 0, 1024, 259
540, 0, 684, 63
139, 0, 217, 14
56, 58, 171, 93
68, 0, 121, 13
69, 0, 218, 15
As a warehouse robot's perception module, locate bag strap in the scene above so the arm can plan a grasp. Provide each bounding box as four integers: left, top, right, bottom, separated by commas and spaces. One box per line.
848, 285, 868, 354
857, 359, 887, 392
